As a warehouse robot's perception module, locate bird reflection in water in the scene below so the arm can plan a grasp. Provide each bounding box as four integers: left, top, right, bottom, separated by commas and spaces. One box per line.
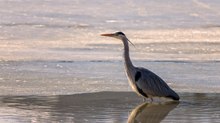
128, 101, 179, 123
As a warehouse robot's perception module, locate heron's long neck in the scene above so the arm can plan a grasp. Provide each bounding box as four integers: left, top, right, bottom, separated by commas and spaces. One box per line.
122, 37, 135, 72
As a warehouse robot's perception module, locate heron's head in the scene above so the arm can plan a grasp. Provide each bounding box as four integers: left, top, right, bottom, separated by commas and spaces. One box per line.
101, 31, 126, 40
101, 31, 135, 46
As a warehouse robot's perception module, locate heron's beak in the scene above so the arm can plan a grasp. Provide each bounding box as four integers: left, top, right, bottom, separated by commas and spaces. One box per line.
101, 33, 115, 37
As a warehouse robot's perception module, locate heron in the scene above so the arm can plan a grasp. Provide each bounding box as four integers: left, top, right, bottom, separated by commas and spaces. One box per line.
101, 32, 180, 102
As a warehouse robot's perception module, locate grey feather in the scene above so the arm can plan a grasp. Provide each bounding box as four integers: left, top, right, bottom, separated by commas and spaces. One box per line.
135, 67, 179, 100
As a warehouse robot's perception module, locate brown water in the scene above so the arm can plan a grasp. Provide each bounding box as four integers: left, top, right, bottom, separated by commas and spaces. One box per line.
0, 92, 219, 123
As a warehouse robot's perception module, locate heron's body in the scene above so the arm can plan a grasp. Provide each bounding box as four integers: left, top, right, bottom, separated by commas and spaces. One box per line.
101, 32, 180, 101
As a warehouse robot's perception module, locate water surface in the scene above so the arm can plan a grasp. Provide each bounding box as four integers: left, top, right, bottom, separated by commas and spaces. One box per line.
0, 92, 219, 123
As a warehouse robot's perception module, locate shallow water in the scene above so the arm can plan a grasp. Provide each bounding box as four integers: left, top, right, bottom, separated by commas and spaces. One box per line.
0, 92, 219, 123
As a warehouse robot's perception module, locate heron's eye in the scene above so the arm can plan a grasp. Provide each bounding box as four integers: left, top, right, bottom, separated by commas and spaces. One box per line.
116, 32, 125, 36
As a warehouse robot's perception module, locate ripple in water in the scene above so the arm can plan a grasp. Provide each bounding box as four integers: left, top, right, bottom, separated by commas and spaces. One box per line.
0, 92, 219, 123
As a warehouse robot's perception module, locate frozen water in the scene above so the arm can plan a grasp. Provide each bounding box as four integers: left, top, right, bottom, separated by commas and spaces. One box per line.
0, 0, 220, 94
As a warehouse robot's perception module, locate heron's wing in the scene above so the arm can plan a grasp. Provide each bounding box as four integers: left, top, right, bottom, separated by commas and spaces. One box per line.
136, 68, 178, 99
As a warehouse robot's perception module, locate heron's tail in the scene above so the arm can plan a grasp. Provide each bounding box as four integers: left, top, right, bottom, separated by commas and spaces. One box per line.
166, 90, 180, 101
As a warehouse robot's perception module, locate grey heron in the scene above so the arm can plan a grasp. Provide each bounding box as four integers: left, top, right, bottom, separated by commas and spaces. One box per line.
101, 32, 180, 102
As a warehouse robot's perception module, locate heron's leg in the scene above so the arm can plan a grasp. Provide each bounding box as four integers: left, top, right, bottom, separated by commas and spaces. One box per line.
143, 98, 146, 102
150, 98, 153, 103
